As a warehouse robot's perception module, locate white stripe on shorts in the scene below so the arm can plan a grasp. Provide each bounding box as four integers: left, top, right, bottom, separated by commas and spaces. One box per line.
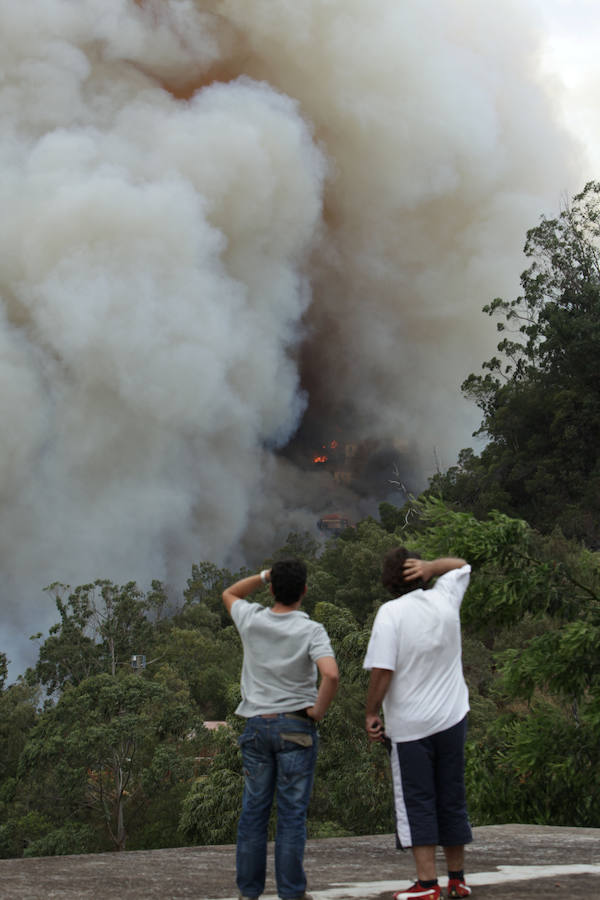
389, 741, 412, 848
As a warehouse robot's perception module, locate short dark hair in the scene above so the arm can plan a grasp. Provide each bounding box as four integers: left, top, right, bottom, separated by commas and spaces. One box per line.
270, 558, 307, 606
381, 547, 425, 596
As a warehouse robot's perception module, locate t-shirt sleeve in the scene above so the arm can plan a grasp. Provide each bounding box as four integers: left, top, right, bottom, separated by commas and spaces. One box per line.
434, 564, 471, 609
309, 623, 335, 662
363, 605, 398, 671
230, 597, 257, 634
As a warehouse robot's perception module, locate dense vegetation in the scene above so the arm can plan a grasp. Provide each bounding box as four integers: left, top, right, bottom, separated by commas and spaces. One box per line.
2, 499, 599, 857
1, 183, 600, 857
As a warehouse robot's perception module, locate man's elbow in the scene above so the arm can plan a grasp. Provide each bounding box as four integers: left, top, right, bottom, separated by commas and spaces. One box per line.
323, 664, 340, 693
319, 657, 339, 678
327, 669, 340, 687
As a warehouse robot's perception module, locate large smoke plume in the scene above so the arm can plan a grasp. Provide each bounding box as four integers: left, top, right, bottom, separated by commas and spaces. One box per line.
0, 0, 583, 673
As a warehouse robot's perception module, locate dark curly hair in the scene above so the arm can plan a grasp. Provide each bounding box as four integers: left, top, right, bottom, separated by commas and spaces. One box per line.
270, 558, 307, 606
381, 547, 426, 596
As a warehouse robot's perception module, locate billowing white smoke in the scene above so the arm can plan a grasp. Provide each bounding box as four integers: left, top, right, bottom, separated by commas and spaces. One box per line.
1, 0, 326, 667
0, 0, 582, 673
219, 0, 580, 448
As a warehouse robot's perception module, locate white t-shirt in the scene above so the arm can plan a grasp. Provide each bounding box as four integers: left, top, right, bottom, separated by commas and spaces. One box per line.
231, 599, 335, 717
363, 565, 471, 741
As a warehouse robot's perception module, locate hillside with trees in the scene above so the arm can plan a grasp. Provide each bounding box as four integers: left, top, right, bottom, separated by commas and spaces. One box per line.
2, 498, 599, 857
1, 184, 600, 857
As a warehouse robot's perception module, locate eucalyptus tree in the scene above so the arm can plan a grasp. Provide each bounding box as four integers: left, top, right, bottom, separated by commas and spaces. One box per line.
430, 181, 600, 544
18, 671, 198, 852
34, 579, 166, 697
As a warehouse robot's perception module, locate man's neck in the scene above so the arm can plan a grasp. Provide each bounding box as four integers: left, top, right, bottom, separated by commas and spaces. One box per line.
271, 599, 302, 614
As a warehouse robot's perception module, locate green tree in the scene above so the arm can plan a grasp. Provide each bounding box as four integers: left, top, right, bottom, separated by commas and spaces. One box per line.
18, 672, 198, 851
152, 626, 242, 719
34, 580, 165, 696
430, 181, 600, 544
0, 651, 8, 691
179, 722, 244, 845
306, 519, 397, 621
184, 562, 249, 628
6, 498, 600, 851
309, 600, 393, 836
0, 679, 39, 787
0, 670, 41, 859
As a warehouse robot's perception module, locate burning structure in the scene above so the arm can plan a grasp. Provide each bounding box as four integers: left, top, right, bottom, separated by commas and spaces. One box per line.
308, 436, 410, 494
0, 0, 581, 674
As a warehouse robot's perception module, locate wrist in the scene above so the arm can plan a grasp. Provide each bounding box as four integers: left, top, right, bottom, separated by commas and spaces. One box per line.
260, 569, 270, 584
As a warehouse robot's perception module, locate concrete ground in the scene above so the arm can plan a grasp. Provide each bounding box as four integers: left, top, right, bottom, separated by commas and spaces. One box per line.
0, 825, 598, 900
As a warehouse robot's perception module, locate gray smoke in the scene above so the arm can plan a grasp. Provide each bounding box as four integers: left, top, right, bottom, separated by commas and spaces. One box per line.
0, 0, 584, 676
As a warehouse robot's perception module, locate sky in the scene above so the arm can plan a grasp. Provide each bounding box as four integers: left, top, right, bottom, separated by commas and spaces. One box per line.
537, 0, 600, 177
1, 0, 600, 682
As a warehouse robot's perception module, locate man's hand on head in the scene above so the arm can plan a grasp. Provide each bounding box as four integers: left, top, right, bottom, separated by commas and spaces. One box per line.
403, 558, 432, 582
403, 557, 467, 584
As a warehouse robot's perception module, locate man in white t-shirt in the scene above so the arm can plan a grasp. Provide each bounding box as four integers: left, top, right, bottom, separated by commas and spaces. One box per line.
223, 558, 338, 900
364, 548, 473, 900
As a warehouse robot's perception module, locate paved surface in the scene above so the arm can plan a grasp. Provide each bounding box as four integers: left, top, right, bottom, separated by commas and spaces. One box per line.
0, 825, 599, 899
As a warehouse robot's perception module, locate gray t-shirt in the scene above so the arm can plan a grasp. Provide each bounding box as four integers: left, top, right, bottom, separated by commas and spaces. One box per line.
231, 599, 335, 717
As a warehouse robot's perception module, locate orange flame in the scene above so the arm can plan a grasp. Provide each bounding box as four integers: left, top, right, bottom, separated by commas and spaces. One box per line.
313, 455, 328, 464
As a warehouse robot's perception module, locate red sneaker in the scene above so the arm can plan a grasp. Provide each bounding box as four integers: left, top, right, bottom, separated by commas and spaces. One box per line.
447, 878, 472, 898
393, 883, 441, 900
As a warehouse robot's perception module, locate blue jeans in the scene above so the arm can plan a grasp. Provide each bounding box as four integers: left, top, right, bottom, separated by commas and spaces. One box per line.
236, 713, 318, 899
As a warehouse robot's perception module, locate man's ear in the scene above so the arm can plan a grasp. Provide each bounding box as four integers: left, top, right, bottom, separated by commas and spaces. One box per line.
302, 584, 307, 596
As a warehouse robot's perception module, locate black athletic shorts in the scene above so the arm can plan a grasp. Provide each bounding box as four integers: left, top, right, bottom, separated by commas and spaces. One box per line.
387, 715, 473, 848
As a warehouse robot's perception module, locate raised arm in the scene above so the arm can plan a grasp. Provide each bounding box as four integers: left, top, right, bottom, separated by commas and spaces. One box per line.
222, 570, 270, 615
306, 656, 339, 722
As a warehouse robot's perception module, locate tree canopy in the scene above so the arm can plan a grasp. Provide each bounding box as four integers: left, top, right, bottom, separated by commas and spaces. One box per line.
2, 497, 600, 856
429, 181, 600, 545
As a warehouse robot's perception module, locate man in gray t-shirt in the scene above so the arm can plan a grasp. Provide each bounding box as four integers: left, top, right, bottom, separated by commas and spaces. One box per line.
223, 558, 338, 900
